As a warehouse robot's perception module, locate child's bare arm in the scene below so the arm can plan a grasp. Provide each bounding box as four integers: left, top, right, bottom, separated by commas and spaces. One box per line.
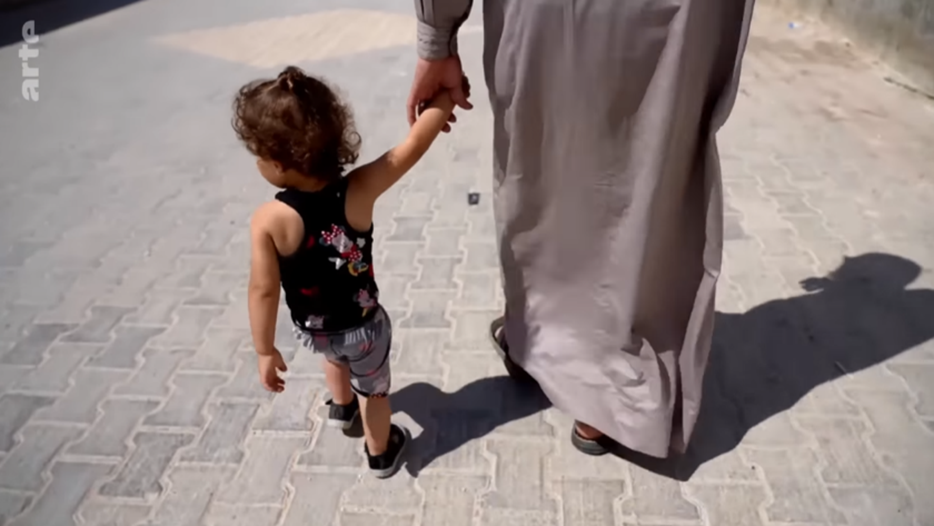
348, 91, 455, 204
248, 203, 282, 358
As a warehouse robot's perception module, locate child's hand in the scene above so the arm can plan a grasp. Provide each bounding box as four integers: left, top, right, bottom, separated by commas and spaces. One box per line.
257, 349, 288, 392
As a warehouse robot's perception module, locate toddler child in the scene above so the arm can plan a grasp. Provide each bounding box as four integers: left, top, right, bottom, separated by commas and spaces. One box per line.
233, 66, 456, 479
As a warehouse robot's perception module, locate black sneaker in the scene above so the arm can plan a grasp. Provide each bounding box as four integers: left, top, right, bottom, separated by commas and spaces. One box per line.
366, 424, 410, 479
326, 398, 359, 430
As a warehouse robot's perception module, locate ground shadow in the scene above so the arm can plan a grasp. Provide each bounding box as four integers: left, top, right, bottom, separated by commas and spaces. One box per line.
391, 375, 552, 476
615, 252, 934, 480
0, 0, 145, 48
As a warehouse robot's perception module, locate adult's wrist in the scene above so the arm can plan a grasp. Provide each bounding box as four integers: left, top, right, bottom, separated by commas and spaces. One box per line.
417, 20, 458, 61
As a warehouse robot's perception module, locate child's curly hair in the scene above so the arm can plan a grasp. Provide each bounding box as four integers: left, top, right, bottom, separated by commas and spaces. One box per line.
233, 66, 361, 180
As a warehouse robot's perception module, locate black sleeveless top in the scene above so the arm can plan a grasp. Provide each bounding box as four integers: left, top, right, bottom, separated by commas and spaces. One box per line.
276, 179, 379, 333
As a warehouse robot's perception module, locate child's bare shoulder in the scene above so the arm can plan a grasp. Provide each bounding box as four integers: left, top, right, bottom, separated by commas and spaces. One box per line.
251, 200, 304, 256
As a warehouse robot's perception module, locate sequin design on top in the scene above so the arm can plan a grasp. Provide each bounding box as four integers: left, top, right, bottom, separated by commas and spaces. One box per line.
356, 290, 378, 317
321, 225, 370, 276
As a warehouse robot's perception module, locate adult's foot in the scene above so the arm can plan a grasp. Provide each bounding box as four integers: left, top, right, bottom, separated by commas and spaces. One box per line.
489, 316, 535, 383
571, 421, 612, 456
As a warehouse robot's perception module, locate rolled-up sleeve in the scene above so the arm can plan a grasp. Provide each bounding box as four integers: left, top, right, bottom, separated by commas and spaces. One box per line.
415, 0, 473, 60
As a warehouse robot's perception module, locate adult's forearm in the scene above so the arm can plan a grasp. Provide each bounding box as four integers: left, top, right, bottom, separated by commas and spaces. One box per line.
415, 0, 473, 60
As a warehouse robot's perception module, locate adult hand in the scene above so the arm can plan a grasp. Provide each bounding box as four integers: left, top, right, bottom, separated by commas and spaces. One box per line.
407, 56, 473, 132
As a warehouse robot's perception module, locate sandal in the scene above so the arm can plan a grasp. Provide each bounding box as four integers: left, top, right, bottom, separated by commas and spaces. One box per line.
570, 426, 612, 456
489, 316, 534, 382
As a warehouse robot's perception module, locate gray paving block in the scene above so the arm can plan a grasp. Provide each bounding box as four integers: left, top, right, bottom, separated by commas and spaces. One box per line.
0, 394, 55, 452
216, 436, 306, 505
88, 326, 167, 369
68, 399, 160, 457
144, 465, 236, 526
62, 306, 136, 344
144, 373, 228, 428
0, 424, 83, 491
12, 343, 89, 392
98, 432, 195, 498
482, 439, 557, 512
252, 378, 320, 432
150, 307, 225, 349
181, 327, 249, 373
34, 368, 128, 424
1, 324, 75, 366
77, 503, 152, 526
411, 257, 461, 290
283, 472, 358, 526
114, 348, 194, 397
419, 474, 488, 526
8, 462, 112, 526
180, 402, 259, 464
0, 491, 32, 526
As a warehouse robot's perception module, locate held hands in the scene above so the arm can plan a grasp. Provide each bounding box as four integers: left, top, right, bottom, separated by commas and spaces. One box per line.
407, 56, 473, 132
258, 348, 288, 392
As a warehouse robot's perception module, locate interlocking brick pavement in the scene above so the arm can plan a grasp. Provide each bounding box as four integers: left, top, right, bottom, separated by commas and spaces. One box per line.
1, 1, 934, 525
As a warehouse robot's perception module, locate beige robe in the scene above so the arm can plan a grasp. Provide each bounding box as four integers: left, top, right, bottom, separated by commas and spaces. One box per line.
416, 0, 755, 457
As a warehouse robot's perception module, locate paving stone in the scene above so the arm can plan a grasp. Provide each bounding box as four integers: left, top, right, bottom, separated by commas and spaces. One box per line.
8, 462, 112, 526
483, 439, 557, 512
203, 504, 281, 526
144, 465, 236, 526
560, 480, 626, 526
252, 378, 321, 432
283, 473, 357, 526
459, 240, 500, 272
113, 348, 193, 398
124, 289, 196, 326
827, 487, 915, 526
12, 343, 89, 392
412, 257, 461, 290
339, 512, 415, 526
683, 484, 768, 526
0, 424, 83, 491
216, 436, 305, 504
0, 394, 56, 451
423, 228, 465, 257
88, 326, 167, 369
446, 310, 499, 351
742, 447, 847, 524
181, 327, 249, 373
886, 362, 934, 417
795, 416, 898, 486
1, 323, 75, 366
379, 242, 423, 276
345, 472, 422, 513
144, 373, 228, 428
452, 271, 499, 309
618, 465, 700, 522
418, 474, 487, 526
392, 330, 446, 378
62, 306, 136, 344
0, 491, 32, 526
399, 291, 455, 329
98, 432, 195, 498
68, 399, 160, 457
150, 307, 225, 348
387, 217, 430, 242
34, 368, 128, 424
78, 503, 152, 526
215, 352, 275, 401
298, 408, 364, 469
183, 272, 242, 306
180, 402, 259, 464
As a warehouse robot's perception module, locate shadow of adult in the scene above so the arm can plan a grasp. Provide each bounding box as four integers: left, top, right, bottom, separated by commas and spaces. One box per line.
620, 252, 934, 480
0, 0, 146, 48
391, 375, 552, 476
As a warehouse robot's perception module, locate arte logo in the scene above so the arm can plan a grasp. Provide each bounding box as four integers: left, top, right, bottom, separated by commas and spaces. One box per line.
20, 20, 39, 102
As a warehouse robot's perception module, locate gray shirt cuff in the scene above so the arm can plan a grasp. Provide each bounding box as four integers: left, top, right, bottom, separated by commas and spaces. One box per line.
417, 19, 457, 60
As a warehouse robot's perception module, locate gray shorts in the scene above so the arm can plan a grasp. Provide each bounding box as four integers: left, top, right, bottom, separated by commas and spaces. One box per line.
293, 307, 392, 397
